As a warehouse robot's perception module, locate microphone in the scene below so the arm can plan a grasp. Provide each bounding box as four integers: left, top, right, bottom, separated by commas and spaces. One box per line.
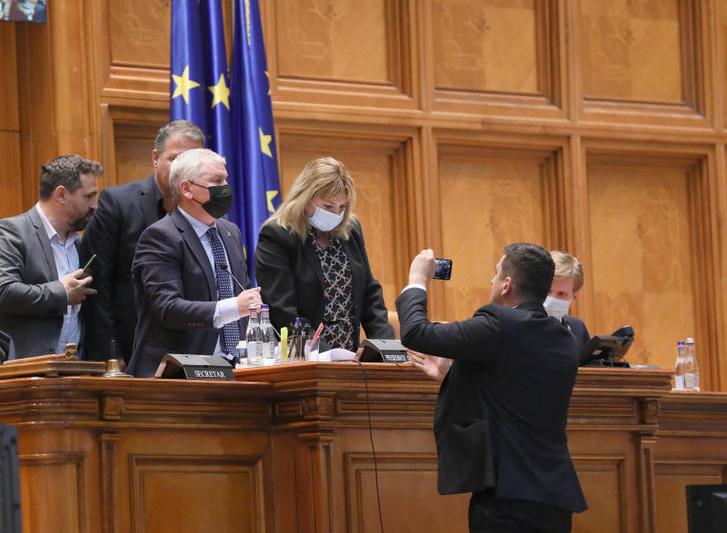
217, 262, 247, 293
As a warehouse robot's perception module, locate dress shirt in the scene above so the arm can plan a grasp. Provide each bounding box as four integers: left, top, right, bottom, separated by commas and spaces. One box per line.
177, 208, 241, 355
35, 203, 80, 354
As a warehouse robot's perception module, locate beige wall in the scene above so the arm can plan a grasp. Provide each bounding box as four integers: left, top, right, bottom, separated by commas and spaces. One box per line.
2, 0, 727, 389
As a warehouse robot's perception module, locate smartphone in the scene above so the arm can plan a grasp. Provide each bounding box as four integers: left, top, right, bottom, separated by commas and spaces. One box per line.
82, 254, 97, 277
433, 258, 452, 280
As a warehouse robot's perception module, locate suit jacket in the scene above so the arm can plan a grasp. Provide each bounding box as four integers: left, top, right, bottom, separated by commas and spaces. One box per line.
79, 175, 166, 362
396, 288, 587, 513
0, 207, 69, 357
126, 209, 250, 377
563, 315, 590, 346
255, 219, 394, 348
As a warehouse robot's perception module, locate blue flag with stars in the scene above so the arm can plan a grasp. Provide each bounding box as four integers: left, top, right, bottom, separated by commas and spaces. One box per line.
229, 0, 281, 278
170, 0, 232, 162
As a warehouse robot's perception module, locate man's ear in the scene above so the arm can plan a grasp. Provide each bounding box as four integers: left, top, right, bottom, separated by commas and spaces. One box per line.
501, 275, 513, 297
572, 291, 579, 302
151, 149, 160, 168
53, 185, 67, 204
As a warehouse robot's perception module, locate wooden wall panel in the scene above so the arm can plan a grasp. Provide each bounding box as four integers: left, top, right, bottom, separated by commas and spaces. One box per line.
654, 462, 726, 533
20, 454, 86, 533
437, 145, 558, 321
587, 159, 697, 370
578, 0, 686, 104
278, 128, 413, 312
571, 456, 627, 533
108, 0, 170, 70
433, 0, 539, 94
130, 456, 264, 532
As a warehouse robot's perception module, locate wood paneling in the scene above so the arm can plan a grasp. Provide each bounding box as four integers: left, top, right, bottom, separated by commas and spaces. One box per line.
578, 0, 686, 104
587, 157, 698, 370
571, 456, 627, 533
433, 0, 540, 94
437, 147, 550, 321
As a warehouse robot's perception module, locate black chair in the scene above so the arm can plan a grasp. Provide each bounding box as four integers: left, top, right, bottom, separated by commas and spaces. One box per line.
0, 425, 21, 533
687, 484, 727, 533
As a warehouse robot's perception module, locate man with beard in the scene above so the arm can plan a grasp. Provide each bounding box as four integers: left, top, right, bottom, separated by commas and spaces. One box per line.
0, 155, 101, 357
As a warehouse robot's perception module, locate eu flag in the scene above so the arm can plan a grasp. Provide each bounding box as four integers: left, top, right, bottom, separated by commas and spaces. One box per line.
229, 0, 281, 278
170, 0, 232, 166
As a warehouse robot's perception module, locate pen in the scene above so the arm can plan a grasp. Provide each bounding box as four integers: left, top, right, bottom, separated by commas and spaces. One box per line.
311, 322, 325, 347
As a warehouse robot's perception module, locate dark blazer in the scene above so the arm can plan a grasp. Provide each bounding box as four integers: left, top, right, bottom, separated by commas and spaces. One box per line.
126, 209, 250, 377
396, 288, 587, 513
0, 207, 69, 357
563, 315, 590, 346
255, 219, 394, 348
79, 175, 165, 362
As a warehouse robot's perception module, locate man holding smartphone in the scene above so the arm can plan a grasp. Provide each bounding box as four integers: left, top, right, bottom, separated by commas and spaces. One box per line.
398, 244, 586, 533
0, 155, 101, 357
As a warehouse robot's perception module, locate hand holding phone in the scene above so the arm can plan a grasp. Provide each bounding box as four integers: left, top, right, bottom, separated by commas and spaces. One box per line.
432, 258, 452, 280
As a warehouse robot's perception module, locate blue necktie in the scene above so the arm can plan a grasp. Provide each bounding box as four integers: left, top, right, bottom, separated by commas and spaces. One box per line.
206, 227, 240, 357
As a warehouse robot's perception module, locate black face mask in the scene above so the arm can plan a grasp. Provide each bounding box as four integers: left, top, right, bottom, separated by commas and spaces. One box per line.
190, 183, 233, 219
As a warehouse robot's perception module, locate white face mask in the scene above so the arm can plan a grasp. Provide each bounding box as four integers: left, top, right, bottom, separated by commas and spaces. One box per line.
309, 206, 344, 232
543, 296, 571, 321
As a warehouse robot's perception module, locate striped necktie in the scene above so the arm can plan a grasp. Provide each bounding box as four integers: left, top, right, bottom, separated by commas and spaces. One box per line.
206, 227, 240, 357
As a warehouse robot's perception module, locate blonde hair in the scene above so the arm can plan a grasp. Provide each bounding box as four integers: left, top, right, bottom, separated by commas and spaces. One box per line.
550, 250, 584, 293
268, 157, 356, 240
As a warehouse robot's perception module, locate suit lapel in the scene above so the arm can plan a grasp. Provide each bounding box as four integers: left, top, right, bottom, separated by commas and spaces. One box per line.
343, 238, 364, 314
171, 210, 216, 299
27, 208, 58, 280
139, 175, 161, 228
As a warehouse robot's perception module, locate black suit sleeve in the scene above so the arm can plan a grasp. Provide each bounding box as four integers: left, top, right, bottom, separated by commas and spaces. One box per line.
351, 222, 394, 339
396, 288, 502, 363
133, 224, 216, 329
79, 189, 121, 355
254, 223, 301, 331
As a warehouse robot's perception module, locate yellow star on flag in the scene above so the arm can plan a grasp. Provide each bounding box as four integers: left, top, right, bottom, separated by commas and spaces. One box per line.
259, 127, 273, 158
172, 65, 200, 104
208, 74, 230, 110
266, 190, 279, 213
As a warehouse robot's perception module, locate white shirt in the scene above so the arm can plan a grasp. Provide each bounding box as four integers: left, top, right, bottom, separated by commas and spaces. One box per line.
35, 203, 81, 354
177, 208, 242, 356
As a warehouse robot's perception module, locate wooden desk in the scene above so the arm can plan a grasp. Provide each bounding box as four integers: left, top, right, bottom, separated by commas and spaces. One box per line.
1, 364, 723, 533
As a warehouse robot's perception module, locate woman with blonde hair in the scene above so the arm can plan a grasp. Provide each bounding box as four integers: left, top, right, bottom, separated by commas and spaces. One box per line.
255, 157, 394, 350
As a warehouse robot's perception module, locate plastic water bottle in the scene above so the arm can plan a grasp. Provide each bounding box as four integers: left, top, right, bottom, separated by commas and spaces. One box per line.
245, 305, 262, 366
674, 340, 686, 390
683, 337, 700, 391
259, 304, 277, 366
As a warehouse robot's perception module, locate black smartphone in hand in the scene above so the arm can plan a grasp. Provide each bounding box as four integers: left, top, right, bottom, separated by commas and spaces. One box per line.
82, 254, 97, 277
433, 258, 452, 280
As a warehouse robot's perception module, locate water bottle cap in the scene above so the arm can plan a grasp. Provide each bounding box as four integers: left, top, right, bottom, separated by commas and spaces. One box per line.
686, 337, 695, 344
677, 340, 685, 345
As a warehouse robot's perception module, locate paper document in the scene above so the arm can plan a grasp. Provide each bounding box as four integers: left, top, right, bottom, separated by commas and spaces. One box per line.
316, 348, 357, 362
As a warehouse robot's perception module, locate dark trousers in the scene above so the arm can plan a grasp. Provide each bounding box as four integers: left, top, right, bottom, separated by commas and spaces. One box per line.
468, 491, 572, 533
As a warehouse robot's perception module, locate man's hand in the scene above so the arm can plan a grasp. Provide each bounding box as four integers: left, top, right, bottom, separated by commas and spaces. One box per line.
61, 269, 97, 305
409, 350, 452, 383
409, 249, 438, 286
237, 287, 263, 316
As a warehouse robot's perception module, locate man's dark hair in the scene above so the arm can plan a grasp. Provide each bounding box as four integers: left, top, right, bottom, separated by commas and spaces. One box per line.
154, 120, 205, 152
501, 243, 555, 303
38, 155, 103, 200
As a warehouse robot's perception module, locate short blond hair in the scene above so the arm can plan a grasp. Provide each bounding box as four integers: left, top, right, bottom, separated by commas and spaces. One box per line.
550, 250, 584, 293
267, 157, 356, 241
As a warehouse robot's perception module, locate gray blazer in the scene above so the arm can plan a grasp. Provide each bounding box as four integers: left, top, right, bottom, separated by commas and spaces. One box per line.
0, 207, 69, 357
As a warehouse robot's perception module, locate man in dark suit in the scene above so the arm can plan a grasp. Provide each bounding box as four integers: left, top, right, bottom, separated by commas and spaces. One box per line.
79, 120, 204, 362
0, 155, 101, 357
127, 148, 262, 377
545, 250, 590, 345
398, 243, 587, 533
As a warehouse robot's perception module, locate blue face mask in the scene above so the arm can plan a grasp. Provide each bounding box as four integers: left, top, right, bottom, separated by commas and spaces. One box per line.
309, 206, 344, 232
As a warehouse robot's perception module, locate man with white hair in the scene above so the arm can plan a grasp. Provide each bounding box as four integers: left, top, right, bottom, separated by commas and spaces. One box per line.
126, 148, 262, 377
